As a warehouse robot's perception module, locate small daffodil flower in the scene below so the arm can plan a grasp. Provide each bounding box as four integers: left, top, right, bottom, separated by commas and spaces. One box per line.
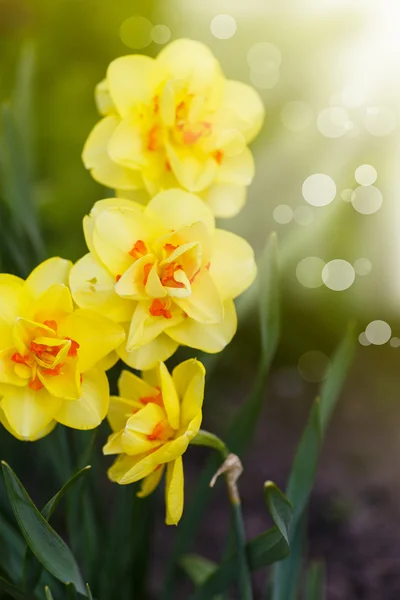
103, 359, 205, 525
83, 38, 264, 218
69, 190, 257, 370
0, 258, 125, 441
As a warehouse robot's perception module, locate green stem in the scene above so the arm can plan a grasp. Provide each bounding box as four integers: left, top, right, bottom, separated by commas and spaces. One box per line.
190, 430, 253, 600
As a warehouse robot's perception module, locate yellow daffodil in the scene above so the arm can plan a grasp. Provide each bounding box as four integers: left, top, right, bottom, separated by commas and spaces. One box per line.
104, 359, 205, 525
83, 38, 264, 218
0, 258, 125, 441
69, 190, 257, 370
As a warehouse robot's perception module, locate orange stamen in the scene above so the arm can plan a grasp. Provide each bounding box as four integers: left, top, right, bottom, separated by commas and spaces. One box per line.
147, 125, 160, 151
165, 159, 171, 172
11, 352, 29, 365
65, 338, 80, 358
205, 261, 211, 270
183, 130, 203, 145
152, 95, 159, 114
43, 320, 57, 332
149, 299, 172, 319
42, 363, 63, 376
129, 240, 148, 259
80, 374, 83, 384
116, 274, 122, 282
213, 149, 224, 165
140, 391, 163, 406
29, 376, 44, 391
147, 421, 167, 441
30, 341, 60, 357
161, 263, 185, 289
164, 243, 178, 255
143, 263, 153, 286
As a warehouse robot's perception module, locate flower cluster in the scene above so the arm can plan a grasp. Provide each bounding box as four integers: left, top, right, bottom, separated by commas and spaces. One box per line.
0, 39, 263, 523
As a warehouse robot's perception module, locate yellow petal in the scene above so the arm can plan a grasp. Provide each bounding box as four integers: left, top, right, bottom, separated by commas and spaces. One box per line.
107, 394, 143, 432
157, 39, 222, 96
125, 402, 166, 435
117, 333, 179, 371
55, 367, 109, 430
108, 117, 147, 170
97, 351, 119, 372
167, 299, 237, 353
203, 183, 246, 218
137, 465, 165, 498
107, 454, 142, 483
175, 268, 223, 324
166, 142, 217, 193
82, 116, 144, 190
126, 301, 184, 350
95, 79, 116, 116
25, 258, 72, 299
92, 206, 160, 276
70, 253, 133, 322
0, 402, 56, 441
103, 430, 125, 455
172, 359, 205, 429
218, 79, 265, 143
115, 256, 163, 301
165, 456, 184, 525
217, 147, 255, 186
107, 55, 167, 118
0, 275, 24, 350
185, 411, 203, 441
38, 359, 81, 401
59, 308, 125, 373
0, 348, 29, 387
210, 229, 257, 300
2, 385, 62, 439
32, 284, 74, 324
118, 369, 160, 403
117, 435, 189, 485
145, 189, 215, 233
158, 362, 180, 430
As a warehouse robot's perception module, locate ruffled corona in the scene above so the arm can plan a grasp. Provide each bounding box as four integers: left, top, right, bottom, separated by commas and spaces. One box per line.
0, 258, 125, 441
82, 39, 264, 218
69, 191, 257, 370
103, 359, 205, 525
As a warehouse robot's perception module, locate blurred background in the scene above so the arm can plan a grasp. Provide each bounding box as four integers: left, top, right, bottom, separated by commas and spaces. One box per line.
1, 0, 400, 598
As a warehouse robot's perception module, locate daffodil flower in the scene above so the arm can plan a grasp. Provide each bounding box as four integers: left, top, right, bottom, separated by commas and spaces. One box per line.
0, 258, 125, 441
83, 39, 264, 218
69, 190, 257, 370
103, 359, 205, 525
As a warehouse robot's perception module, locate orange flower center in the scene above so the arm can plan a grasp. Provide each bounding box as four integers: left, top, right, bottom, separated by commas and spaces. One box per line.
129, 240, 148, 259
149, 298, 172, 319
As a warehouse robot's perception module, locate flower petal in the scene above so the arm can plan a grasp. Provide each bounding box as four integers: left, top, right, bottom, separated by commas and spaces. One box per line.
25, 258, 72, 299
2, 386, 62, 440
145, 189, 215, 233
107, 55, 167, 118
59, 308, 125, 373
32, 284, 74, 324
108, 117, 147, 170
217, 79, 265, 143
103, 430, 125, 455
126, 301, 184, 350
165, 456, 184, 525
70, 253, 133, 322
137, 465, 165, 498
210, 229, 257, 300
82, 116, 144, 190
118, 369, 159, 403
167, 299, 237, 353
166, 142, 218, 193
107, 394, 142, 433
117, 333, 179, 371
95, 79, 116, 116
55, 367, 109, 430
175, 268, 223, 324
0, 275, 24, 349
125, 402, 166, 435
172, 359, 205, 429
217, 148, 255, 186
107, 454, 142, 483
158, 362, 180, 430
203, 183, 246, 218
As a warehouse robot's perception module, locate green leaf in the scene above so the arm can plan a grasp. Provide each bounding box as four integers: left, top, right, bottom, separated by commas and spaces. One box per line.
1, 462, 86, 595
0, 575, 35, 600
305, 561, 326, 600
190, 483, 291, 599
164, 233, 280, 599
180, 554, 218, 586
0, 511, 25, 583
22, 466, 91, 593
190, 430, 229, 458
85, 583, 94, 600
66, 582, 77, 599
263, 482, 293, 546
271, 325, 357, 600
44, 587, 54, 600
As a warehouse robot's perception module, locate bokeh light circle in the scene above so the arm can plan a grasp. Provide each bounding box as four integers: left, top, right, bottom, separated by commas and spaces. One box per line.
390, 337, 400, 348
365, 320, 391, 345
281, 101, 313, 131
247, 42, 281, 72
340, 188, 353, 202
351, 186, 382, 215
317, 107, 351, 138
298, 351, 330, 383
294, 206, 314, 225
210, 14, 237, 39
358, 332, 371, 346
302, 174, 336, 207
120, 16, 152, 49
250, 67, 280, 90
296, 257, 325, 289
355, 164, 377, 186
341, 85, 365, 108
322, 260, 355, 291
151, 24, 171, 44
353, 258, 372, 276
364, 107, 396, 136
273, 204, 293, 224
